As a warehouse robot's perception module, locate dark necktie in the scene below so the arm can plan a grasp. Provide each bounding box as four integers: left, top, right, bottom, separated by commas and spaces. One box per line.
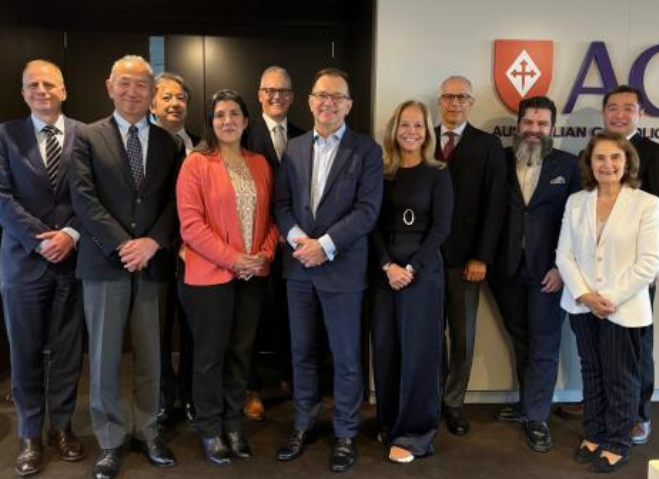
42, 125, 61, 189
126, 125, 145, 189
442, 131, 456, 160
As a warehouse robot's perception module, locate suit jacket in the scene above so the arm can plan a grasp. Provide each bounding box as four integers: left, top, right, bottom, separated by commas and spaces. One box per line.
245, 116, 304, 173
70, 116, 180, 281
274, 127, 383, 292
556, 186, 659, 327
631, 132, 659, 197
177, 149, 279, 285
493, 147, 580, 279
434, 123, 506, 267
0, 116, 82, 283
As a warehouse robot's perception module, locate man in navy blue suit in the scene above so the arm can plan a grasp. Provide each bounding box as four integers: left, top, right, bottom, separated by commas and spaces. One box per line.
489, 96, 580, 452
274, 68, 382, 473
0, 59, 85, 476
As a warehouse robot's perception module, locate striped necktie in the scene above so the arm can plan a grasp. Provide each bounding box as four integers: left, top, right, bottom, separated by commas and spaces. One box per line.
42, 125, 61, 189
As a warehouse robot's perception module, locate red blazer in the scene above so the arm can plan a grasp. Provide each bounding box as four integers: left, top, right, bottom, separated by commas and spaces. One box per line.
177, 149, 279, 285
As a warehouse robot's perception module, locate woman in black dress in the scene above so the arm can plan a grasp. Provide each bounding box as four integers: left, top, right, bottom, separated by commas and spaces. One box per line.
370, 100, 453, 463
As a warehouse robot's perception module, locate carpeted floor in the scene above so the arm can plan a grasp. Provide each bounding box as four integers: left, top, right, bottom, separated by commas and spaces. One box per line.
0, 357, 655, 479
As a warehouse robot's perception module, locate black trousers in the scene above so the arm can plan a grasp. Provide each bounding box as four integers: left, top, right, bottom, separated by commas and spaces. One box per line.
160, 275, 194, 410
371, 271, 442, 456
179, 276, 266, 437
638, 286, 654, 423
2, 268, 83, 438
488, 259, 564, 421
570, 313, 642, 456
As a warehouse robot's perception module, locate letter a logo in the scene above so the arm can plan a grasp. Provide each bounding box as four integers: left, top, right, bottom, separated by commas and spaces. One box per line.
494, 40, 553, 112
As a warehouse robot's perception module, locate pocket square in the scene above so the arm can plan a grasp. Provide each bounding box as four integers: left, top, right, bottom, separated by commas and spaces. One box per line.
550, 175, 566, 185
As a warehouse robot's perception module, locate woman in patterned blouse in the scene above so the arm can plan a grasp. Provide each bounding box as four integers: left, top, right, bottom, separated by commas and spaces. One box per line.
176, 89, 279, 466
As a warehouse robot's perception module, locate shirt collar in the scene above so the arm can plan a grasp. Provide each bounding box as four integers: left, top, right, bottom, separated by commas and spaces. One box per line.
114, 111, 149, 132
32, 114, 65, 136
313, 123, 346, 146
262, 113, 288, 134
441, 121, 467, 137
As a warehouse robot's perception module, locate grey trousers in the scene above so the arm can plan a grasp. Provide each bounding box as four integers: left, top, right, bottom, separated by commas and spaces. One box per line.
443, 267, 481, 408
84, 275, 163, 449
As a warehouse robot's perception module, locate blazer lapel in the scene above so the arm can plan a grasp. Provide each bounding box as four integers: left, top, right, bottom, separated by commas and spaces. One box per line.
316, 129, 355, 210
507, 152, 525, 206
19, 117, 50, 183
297, 132, 314, 216
598, 186, 633, 246
144, 124, 162, 192
585, 188, 598, 248
448, 123, 474, 177
527, 153, 557, 207
54, 117, 76, 194
100, 117, 137, 189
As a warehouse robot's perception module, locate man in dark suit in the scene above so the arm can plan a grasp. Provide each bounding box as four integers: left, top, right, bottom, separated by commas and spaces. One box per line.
602, 85, 659, 445
244, 66, 304, 420
274, 68, 382, 473
0, 59, 85, 477
150, 71, 200, 427
489, 96, 580, 452
434, 75, 506, 436
70, 55, 179, 479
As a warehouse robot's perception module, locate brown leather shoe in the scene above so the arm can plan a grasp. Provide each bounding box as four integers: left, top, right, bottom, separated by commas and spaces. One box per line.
244, 390, 265, 421
16, 438, 43, 476
48, 427, 85, 462
555, 402, 584, 420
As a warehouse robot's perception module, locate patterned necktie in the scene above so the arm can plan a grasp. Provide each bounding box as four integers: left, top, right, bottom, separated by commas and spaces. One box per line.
126, 125, 145, 189
273, 124, 286, 161
42, 125, 61, 189
442, 131, 456, 160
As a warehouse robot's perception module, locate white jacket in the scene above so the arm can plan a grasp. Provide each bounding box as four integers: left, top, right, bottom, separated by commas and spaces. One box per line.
556, 185, 659, 327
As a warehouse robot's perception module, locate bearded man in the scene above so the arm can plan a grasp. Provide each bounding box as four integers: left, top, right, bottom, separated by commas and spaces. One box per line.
488, 96, 581, 453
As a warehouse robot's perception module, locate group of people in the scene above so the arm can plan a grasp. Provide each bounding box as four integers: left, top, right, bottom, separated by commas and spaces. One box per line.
0, 53, 657, 479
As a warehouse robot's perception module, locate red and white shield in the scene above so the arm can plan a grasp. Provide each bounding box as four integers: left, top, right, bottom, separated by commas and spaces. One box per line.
494, 40, 553, 113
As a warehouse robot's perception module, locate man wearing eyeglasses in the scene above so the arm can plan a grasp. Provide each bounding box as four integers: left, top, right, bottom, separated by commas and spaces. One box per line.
274, 67, 382, 473
434, 75, 506, 437
244, 66, 304, 421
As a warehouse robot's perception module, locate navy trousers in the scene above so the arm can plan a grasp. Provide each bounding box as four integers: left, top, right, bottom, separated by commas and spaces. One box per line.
489, 261, 564, 421
2, 268, 83, 438
371, 272, 442, 456
286, 279, 363, 438
570, 313, 642, 456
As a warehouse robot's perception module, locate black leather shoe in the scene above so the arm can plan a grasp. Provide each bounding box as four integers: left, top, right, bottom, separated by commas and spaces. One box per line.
525, 421, 552, 453
276, 429, 316, 462
200, 436, 231, 467
588, 452, 630, 473
495, 403, 525, 422
184, 402, 196, 424
226, 431, 252, 460
445, 406, 470, 436
574, 444, 600, 464
156, 407, 175, 430
132, 437, 176, 467
15, 438, 43, 477
329, 437, 357, 473
92, 448, 122, 479
48, 427, 85, 462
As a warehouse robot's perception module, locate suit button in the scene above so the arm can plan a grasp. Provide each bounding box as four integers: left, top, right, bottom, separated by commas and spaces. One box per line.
597, 256, 603, 261
54, 223, 59, 229
136, 198, 142, 204
130, 222, 136, 229
597, 277, 603, 282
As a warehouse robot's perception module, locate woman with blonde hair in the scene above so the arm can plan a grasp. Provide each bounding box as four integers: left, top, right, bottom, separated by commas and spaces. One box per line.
370, 100, 453, 463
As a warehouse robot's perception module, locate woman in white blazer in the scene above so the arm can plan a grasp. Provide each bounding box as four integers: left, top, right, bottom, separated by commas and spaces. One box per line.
556, 131, 659, 473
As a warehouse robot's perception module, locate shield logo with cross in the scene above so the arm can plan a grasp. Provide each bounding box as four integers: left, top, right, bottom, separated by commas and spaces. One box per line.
494, 40, 553, 113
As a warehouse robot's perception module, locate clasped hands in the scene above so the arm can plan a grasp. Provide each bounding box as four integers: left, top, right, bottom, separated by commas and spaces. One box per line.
232, 252, 267, 280
578, 292, 616, 319
292, 237, 327, 268
387, 263, 414, 291
118, 237, 160, 272
36, 230, 75, 263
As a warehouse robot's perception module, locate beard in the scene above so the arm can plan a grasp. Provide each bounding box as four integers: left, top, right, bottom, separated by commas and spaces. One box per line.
512, 132, 553, 167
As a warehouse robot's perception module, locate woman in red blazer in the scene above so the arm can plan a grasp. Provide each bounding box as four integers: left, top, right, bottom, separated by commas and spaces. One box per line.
176, 89, 278, 466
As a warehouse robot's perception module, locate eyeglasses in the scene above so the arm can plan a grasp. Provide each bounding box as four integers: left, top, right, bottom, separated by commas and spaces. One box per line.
310, 91, 351, 103
260, 88, 293, 97
439, 93, 473, 104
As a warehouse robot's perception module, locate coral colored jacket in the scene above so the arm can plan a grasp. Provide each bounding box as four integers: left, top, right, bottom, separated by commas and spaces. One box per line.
177, 149, 279, 285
